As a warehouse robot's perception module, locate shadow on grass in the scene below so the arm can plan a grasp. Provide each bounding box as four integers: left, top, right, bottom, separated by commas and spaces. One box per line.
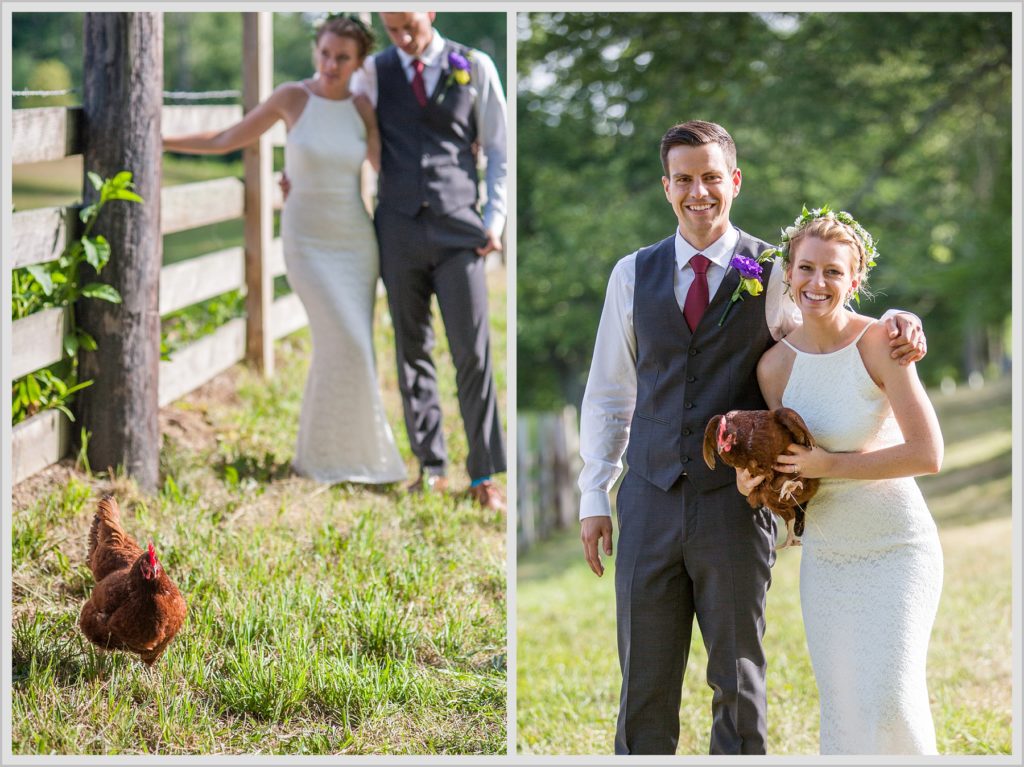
216, 451, 293, 485
12, 612, 116, 687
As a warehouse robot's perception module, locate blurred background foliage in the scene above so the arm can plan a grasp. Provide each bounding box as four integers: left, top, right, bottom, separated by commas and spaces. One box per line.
517, 12, 1012, 410
11, 11, 506, 106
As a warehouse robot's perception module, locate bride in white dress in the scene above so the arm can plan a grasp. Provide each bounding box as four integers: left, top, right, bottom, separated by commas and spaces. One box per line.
752, 210, 944, 754
164, 15, 405, 484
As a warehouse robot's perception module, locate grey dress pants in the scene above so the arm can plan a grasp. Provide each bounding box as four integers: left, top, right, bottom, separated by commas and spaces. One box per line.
614, 470, 776, 754
375, 203, 506, 480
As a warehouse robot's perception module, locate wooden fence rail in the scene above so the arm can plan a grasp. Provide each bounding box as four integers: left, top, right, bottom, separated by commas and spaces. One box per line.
9, 15, 302, 485
517, 406, 581, 553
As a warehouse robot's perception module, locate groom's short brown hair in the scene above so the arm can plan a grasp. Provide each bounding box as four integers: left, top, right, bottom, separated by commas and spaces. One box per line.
660, 121, 737, 175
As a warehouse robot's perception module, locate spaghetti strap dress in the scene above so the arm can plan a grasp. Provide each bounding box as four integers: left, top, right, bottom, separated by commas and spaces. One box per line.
280, 83, 406, 483
780, 321, 943, 754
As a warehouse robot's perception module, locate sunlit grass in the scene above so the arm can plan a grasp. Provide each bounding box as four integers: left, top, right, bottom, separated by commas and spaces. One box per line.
11, 269, 508, 755
517, 381, 1012, 756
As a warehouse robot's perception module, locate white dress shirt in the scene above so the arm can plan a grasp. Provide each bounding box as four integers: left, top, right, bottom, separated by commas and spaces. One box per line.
351, 31, 508, 237
578, 227, 799, 520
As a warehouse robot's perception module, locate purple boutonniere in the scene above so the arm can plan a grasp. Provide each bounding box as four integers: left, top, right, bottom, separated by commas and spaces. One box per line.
718, 255, 766, 326
446, 51, 472, 87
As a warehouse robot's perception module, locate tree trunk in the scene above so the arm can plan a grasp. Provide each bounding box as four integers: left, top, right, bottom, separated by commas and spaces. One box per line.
76, 13, 163, 492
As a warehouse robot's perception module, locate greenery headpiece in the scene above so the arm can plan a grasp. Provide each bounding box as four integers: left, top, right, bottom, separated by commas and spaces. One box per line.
762, 204, 879, 304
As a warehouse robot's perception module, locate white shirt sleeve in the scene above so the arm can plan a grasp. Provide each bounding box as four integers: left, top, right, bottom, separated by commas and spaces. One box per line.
578, 255, 638, 520
350, 56, 378, 107
470, 50, 508, 238
765, 256, 802, 340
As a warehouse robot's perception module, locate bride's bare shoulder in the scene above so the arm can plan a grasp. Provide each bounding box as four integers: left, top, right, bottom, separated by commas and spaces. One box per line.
758, 338, 796, 407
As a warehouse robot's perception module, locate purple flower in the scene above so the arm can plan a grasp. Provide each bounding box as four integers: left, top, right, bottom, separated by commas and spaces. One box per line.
730, 255, 763, 281
448, 51, 470, 71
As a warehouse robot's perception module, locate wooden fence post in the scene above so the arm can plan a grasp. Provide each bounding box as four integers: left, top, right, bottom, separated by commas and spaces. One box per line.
242, 12, 274, 376
76, 12, 163, 492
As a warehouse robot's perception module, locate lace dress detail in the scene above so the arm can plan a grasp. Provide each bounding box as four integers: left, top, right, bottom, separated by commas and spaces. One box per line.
281, 85, 406, 483
781, 321, 942, 754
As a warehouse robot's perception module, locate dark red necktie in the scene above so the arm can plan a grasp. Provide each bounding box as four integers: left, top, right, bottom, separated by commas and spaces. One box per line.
411, 59, 428, 107
683, 253, 711, 332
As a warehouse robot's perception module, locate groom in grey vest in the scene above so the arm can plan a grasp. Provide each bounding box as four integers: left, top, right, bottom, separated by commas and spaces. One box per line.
367, 12, 507, 508
578, 121, 926, 754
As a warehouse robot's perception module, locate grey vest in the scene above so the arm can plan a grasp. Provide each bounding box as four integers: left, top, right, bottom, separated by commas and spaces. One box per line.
375, 42, 479, 217
625, 229, 776, 492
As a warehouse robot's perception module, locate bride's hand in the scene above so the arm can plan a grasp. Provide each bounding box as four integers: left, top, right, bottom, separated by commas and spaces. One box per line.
775, 444, 833, 479
736, 468, 764, 497
476, 229, 502, 257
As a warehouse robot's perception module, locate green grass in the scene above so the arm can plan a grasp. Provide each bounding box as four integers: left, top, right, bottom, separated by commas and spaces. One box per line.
517, 378, 1013, 755
11, 269, 508, 755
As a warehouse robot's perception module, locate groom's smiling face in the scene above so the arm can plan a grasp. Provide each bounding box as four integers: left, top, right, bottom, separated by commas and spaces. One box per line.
662, 143, 741, 251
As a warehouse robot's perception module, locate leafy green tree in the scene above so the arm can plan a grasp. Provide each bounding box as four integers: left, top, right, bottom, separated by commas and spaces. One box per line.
518, 11, 1012, 410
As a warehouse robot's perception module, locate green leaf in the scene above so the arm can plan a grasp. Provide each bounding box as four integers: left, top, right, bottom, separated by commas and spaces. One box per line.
80, 283, 122, 304
87, 171, 104, 191
64, 379, 95, 396
79, 204, 97, 223
108, 189, 144, 204
26, 374, 42, 404
111, 170, 133, 188
63, 333, 80, 358
50, 374, 68, 397
77, 330, 99, 351
82, 237, 100, 270
54, 404, 76, 421
93, 236, 112, 270
25, 264, 54, 296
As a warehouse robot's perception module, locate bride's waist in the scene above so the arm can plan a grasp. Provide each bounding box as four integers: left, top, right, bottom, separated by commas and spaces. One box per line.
286, 187, 362, 198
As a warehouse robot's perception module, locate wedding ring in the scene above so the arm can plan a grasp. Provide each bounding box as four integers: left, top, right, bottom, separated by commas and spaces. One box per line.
793, 464, 800, 474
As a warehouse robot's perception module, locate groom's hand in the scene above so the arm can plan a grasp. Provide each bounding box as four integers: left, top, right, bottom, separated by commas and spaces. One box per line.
476, 229, 503, 257
886, 312, 927, 366
581, 516, 613, 577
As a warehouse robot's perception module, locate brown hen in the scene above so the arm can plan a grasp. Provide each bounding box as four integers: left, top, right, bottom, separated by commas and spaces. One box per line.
79, 495, 186, 666
702, 408, 820, 549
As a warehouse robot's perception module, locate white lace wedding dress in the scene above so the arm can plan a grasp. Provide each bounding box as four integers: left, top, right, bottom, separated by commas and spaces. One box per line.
781, 321, 943, 754
281, 85, 406, 484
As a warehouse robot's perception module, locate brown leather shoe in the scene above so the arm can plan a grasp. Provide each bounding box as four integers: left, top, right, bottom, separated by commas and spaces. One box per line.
408, 474, 449, 494
468, 480, 506, 511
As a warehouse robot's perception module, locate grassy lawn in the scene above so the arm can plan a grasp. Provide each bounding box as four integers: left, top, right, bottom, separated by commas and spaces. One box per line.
516, 377, 1013, 755
10, 268, 508, 755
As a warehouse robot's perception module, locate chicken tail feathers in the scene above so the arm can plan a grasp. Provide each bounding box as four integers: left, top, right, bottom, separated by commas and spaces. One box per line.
87, 495, 139, 580
774, 407, 817, 448
88, 495, 123, 561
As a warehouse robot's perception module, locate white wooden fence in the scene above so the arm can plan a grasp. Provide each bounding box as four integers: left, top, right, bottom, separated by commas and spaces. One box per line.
516, 407, 581, 552
9, 13, 304, 484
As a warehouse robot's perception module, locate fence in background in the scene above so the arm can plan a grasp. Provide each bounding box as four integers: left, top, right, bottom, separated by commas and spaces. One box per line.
8, 13, 304, 484
517, 406, 581, 553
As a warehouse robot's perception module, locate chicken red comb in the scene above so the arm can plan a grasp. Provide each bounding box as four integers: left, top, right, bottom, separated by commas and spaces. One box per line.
147, 541, 157, 567
717, 416, 731, 452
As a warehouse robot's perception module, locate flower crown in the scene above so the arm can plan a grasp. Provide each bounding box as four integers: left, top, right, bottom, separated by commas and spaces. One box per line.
763, 204, 878, 304
764, 204, 878, 270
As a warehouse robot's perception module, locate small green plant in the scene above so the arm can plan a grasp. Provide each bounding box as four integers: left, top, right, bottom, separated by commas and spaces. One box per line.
11, 171, 143, 425
11, 367, 92, 424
